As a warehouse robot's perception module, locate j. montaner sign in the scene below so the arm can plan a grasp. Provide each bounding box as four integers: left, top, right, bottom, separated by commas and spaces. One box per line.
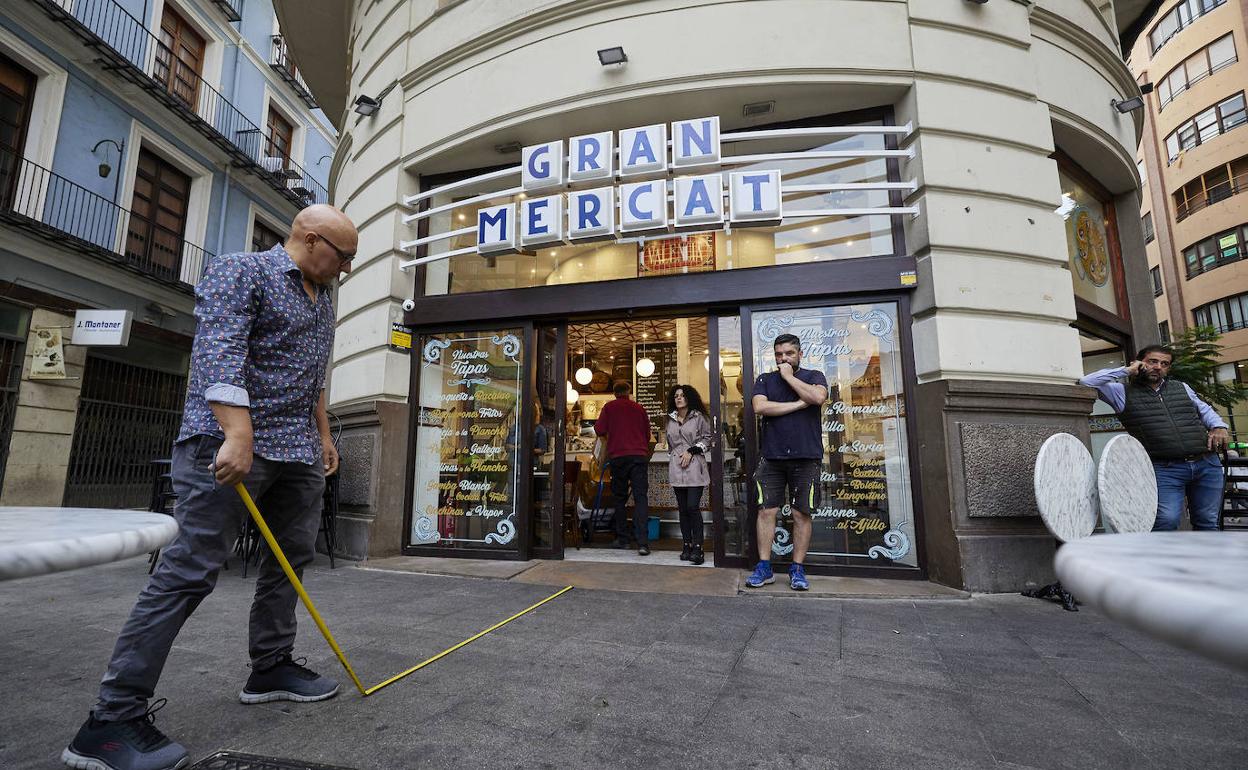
475, 116, 783, 255
72, 309, 133, 346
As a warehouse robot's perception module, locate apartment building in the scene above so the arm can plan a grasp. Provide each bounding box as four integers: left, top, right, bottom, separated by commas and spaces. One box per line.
1130, 0, 1248, 433
0, 0, 335, 507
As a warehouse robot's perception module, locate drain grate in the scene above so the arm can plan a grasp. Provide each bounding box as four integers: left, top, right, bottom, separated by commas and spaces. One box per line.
189, 751, 357, 770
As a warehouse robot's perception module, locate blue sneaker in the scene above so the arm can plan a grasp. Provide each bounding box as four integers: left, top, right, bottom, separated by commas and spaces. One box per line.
789, 563, 809, 591
745, 562, 774, 588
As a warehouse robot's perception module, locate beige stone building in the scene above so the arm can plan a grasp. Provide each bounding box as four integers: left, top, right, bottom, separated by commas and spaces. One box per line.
1129, 0, 1248, 434
276, 0, 1162, 591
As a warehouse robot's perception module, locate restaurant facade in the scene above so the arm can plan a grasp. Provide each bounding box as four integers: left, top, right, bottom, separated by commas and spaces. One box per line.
275, 0, 1162, 591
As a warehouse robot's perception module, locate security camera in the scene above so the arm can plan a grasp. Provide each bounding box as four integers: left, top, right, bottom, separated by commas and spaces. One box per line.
401, 298, 416, 312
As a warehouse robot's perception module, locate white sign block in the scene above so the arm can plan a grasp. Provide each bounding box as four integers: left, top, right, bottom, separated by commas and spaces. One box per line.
522, 141, 565, 191
671, 117, 720, 169
568, 187, 616, 240
619, 124, 668, 177
477, 203, 517, 254
568, 131, 614, 183
72, 309, 133, 346
520, 195, 565, 247
673, 174, 724, 228
729, 170, 783, 224
619, 180, 668, 233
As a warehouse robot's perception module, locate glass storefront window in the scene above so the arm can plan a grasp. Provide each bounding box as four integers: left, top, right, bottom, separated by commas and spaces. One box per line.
750, 302, 917, 569
420, 120, 898, 296
410, 328, 525, 552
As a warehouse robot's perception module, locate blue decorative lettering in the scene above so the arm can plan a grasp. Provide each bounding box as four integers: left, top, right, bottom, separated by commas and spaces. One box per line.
577, 137, 602, 171
527, 145, 550, 180
578, 194, 602, 229
527, 198, 550, 235
627, 132, 657, 166
683, 179, 715, 217
741, 173, 770, 211
681, 120, 713, 158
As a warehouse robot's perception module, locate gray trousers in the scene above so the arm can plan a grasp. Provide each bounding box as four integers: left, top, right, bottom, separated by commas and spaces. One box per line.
94, 435, 324, 721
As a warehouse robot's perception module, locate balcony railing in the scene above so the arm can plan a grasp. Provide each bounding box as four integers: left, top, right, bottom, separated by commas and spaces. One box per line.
1175, 170, 1248, 221
270, 35, 318, 109
30, 0, 328, 209
208, 0, 242, 23
0, 150, 212, 288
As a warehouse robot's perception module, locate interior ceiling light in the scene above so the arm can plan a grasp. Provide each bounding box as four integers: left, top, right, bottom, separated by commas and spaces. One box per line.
636, 357, 655, 378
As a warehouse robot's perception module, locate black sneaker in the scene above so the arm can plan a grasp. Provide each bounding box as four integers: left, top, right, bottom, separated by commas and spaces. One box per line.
638, 544, 651, 556
62, 700, 188, 770
240, 653, 339, 704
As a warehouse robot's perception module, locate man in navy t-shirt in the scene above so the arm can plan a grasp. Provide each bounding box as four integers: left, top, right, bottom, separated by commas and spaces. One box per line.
747, 333, 828, 591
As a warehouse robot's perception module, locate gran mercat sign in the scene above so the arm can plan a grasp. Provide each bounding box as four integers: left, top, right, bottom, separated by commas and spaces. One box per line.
474, 117, 783, 255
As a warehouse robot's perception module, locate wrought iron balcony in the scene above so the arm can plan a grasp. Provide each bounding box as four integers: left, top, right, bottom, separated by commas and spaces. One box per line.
270, 35, 318, 109
0, 149, 212, 289
208, 0, 242, 23
29, 0, 328, 209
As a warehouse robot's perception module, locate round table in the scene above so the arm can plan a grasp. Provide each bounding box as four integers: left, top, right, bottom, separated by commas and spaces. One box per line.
0, 507, 179, 581
1055, 532, 1248, 671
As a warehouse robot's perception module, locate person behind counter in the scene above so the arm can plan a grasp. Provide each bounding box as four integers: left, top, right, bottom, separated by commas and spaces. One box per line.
666, 385, 713, 565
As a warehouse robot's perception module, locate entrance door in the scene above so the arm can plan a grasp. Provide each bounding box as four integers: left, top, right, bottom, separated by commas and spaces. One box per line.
722, 300, 922, 575
530, 323, 565, 556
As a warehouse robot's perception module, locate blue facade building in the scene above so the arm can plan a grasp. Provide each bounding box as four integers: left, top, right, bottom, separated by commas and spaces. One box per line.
0, 0, 336, 507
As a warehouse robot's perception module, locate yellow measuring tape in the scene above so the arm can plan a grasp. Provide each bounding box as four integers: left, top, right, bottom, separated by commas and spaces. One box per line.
234, 483, 572, 696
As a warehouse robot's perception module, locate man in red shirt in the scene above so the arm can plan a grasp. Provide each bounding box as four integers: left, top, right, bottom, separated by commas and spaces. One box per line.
594, 381, 654, 554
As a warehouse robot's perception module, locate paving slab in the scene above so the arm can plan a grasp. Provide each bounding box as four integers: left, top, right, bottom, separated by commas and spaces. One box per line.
743, 571, 971, 599
356, 555, 536, 580
511, 558, 742, 595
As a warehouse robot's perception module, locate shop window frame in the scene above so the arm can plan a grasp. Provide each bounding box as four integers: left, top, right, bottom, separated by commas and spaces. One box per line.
1056, 150, 1132, 333
407, 106, 910, 307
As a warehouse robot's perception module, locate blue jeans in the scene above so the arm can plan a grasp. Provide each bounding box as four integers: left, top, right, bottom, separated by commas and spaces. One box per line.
1153, 454, 1223, 531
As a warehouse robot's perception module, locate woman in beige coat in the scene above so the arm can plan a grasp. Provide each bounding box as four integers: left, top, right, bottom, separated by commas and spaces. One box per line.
666, 385, 713, 564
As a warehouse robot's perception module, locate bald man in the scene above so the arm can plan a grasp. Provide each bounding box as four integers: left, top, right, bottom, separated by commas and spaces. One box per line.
65, 205, 358, 770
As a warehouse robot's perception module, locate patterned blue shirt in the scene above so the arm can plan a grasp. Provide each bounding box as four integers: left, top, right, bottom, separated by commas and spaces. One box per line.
178, 245, 335, 465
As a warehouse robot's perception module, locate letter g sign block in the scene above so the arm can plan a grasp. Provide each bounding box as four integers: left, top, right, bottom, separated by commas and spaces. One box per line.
522, 141, 566, 192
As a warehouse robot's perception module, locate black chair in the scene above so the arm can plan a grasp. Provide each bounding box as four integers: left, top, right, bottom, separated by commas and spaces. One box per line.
146, 459, 176, 574
318, 410, 343, 568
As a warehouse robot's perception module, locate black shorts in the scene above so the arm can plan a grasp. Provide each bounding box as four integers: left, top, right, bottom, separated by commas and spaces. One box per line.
755, 458, 821, 513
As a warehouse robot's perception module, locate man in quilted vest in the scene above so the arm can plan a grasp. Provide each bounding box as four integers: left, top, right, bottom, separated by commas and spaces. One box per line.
1080, 345, 1229, 531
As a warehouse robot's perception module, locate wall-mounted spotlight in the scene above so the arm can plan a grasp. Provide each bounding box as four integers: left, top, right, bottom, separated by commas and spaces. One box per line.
1111, 96, 1146, 113
352, 82, 398, 117
352, 95, 381, 116
597, 46, 628, 66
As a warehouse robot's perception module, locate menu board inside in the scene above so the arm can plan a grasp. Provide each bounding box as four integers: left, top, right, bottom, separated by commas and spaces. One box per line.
410, 329, 524, 551
750, 303, 917, 569
633, 341, 677, 434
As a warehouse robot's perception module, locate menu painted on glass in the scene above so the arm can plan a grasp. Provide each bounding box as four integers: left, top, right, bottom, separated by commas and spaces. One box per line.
410, 329, 524, 550
751, 303, 917, 569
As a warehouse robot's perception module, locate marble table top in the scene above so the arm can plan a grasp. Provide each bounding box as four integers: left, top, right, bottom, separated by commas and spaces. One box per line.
0, 507, 179, 581
1034, 433, 1098, 542
1097, 435, 1157, 534
1056, 532, 1248, 672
